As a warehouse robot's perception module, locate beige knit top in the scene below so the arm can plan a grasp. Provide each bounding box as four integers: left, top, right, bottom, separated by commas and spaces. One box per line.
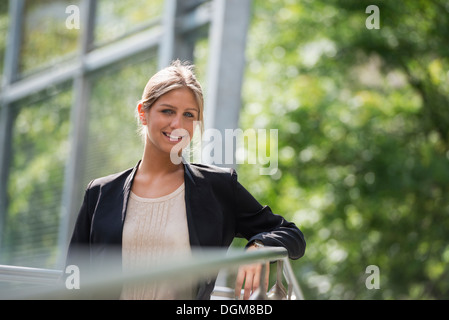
120, 183, 193, 300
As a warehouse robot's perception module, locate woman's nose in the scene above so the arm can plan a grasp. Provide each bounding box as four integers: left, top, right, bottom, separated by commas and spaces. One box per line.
170, 114, 182, 129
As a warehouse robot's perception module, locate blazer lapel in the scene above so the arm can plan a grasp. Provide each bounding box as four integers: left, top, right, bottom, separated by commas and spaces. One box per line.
183, 162, 225, 300
121, 161, 140, 223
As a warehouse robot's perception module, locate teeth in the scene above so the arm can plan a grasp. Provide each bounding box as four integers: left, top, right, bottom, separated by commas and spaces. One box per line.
165, 132, 183, 139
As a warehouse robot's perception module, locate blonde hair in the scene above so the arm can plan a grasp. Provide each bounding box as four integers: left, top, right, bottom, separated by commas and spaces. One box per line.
137, 60, 204, 138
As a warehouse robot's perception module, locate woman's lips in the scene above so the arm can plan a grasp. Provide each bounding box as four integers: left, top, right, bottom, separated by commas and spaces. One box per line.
163, 131, 184, 141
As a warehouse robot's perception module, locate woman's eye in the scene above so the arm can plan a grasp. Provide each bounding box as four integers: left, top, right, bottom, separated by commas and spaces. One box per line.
184, 112, 194, 118
162, 109, 174, 115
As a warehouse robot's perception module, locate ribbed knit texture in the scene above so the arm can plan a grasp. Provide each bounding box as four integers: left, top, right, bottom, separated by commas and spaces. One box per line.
120, 183, 193, 299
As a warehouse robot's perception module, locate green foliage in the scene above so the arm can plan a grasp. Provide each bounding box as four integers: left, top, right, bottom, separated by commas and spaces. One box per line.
237, 0, 449, 299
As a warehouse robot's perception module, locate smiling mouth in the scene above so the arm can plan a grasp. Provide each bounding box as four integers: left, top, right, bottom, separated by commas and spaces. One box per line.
163, 132, 185, 141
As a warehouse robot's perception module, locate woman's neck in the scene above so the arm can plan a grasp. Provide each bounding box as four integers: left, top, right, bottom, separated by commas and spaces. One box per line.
139, 143, 183, 178
132, 142, 185, 199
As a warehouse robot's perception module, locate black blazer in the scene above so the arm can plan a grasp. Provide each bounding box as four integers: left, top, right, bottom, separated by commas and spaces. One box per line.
66, 161, 306, 299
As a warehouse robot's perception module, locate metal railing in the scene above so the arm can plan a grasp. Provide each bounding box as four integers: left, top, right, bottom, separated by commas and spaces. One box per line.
0, 247, 304, 300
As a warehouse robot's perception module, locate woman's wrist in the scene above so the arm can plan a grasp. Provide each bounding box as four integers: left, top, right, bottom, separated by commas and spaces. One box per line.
249, 240, 264, 249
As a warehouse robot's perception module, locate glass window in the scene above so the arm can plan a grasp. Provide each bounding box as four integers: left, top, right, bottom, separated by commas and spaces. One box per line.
2, 86, 72, 268
193, 37, 209, 94
82, 52, 158, 187
95, 0, 164, 46
20, 0, 81, 75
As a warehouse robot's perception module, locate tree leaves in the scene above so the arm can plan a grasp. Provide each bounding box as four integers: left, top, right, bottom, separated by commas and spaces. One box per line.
238, 0, 449, 299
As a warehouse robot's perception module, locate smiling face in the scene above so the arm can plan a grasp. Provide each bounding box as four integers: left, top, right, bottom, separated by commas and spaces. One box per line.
138, 87, 200, 156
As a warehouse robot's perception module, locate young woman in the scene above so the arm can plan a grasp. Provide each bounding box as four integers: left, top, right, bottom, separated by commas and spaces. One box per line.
66, 60, 306, 300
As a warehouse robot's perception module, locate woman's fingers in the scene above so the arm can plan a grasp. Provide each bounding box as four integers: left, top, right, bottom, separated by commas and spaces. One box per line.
234, 266, 246, 299
243, 264, 258, 300
235, 262, 269, 300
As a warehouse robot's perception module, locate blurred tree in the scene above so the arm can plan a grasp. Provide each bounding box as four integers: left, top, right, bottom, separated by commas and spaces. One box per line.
238, 0, 449, 299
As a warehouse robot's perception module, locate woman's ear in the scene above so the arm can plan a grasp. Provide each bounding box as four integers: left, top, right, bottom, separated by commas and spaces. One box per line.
137, 103, 147, 125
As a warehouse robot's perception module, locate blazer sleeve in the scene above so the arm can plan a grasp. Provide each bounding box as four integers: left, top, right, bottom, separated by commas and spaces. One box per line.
60, 181, 96, 298
232, 170, 306, 260
65, 180, 95, 274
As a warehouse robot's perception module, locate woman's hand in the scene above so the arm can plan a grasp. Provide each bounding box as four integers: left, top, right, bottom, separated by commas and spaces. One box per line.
234, 244, 269, 300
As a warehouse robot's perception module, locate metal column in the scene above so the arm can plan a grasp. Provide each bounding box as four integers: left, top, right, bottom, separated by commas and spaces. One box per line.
0, 0, 25, 250
159, 0, 211, 69
204, 0, 252, 167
